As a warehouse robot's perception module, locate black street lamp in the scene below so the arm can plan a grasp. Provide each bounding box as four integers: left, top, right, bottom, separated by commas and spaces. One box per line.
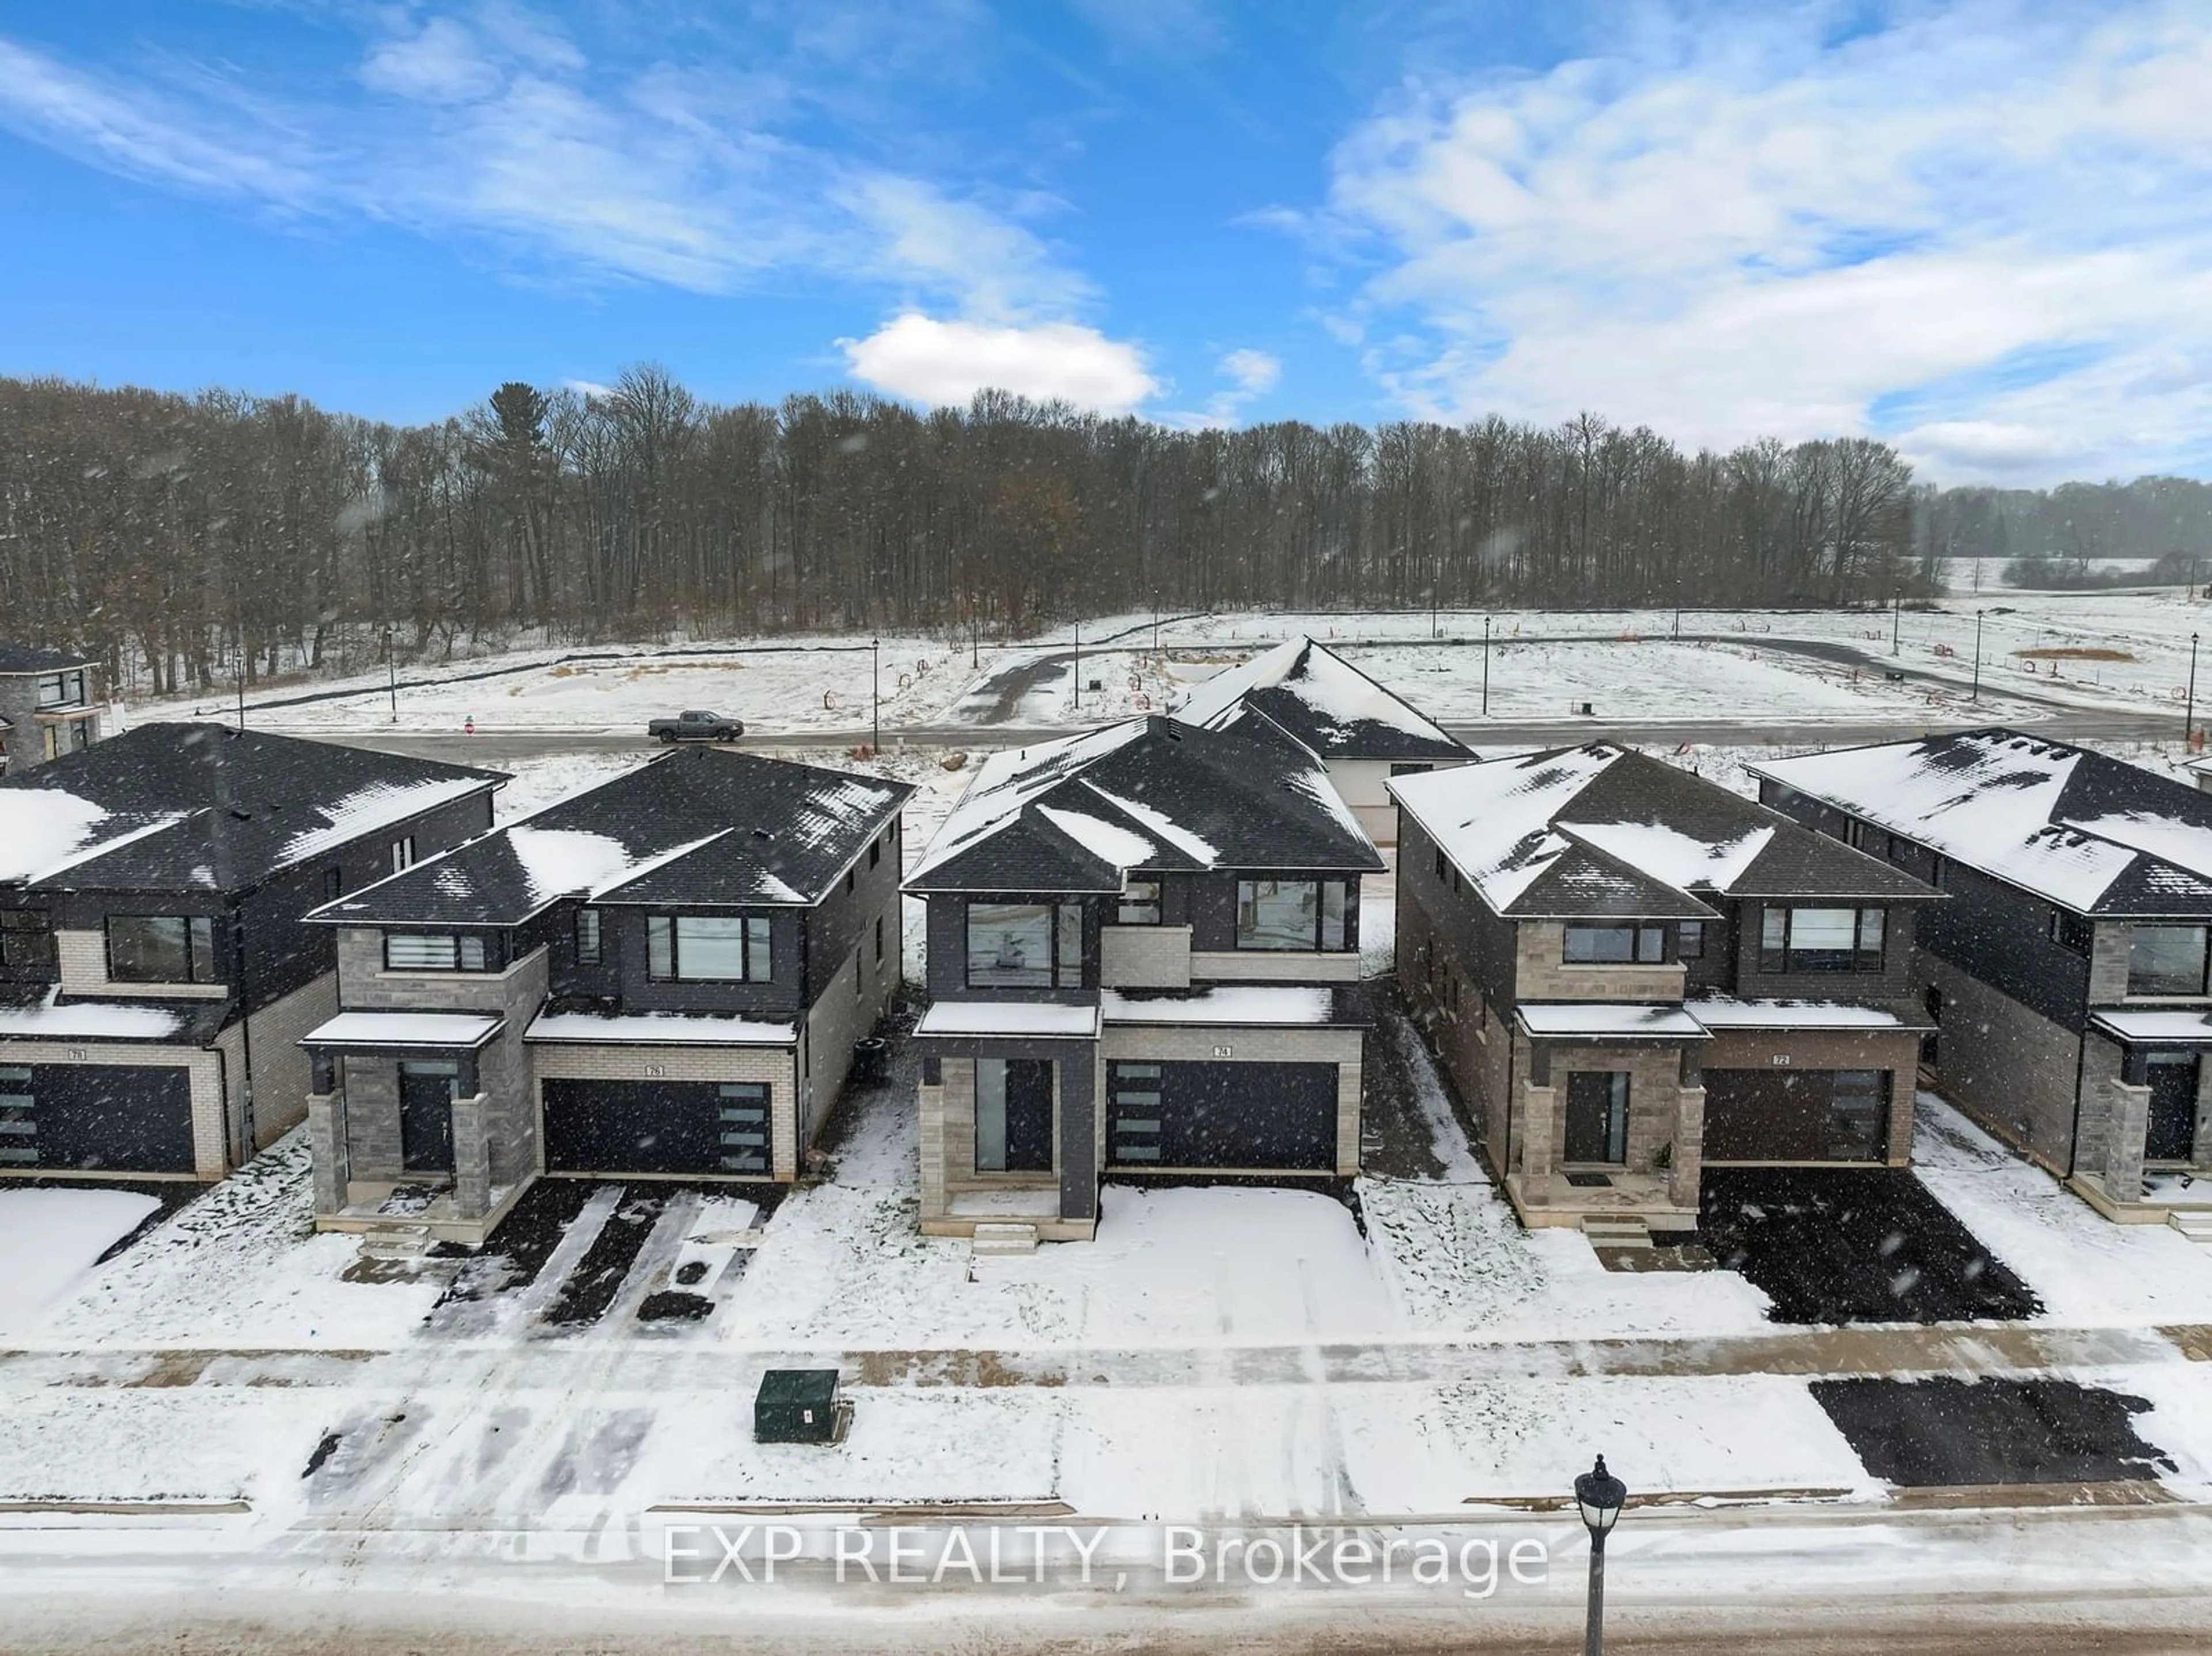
1971, 609, 1986, 706
1892, 588, 1902, 656
1073, 619, 1082, 714
2189, 632, 2200, 751
870, 637, 880, 755
385, 624, 398, 724
1574, 1455, 1627, 1656
1482, 615, 1492, 718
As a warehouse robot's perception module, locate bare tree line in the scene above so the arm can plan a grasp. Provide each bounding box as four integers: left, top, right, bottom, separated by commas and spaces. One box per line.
0, 368, 1929, 692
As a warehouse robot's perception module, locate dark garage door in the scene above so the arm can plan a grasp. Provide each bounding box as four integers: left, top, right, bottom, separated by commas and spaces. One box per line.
0, 1062, 195, 1173
1107, 1060, 1339, 1171
542, 1079, 773, 1176
1703, 1068, 1889, 1163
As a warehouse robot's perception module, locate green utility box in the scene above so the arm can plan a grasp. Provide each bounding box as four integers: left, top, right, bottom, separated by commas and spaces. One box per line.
755, 1369, 849, 1445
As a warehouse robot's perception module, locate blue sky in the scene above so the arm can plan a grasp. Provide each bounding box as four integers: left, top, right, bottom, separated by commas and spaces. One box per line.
3, 1, 2211, 483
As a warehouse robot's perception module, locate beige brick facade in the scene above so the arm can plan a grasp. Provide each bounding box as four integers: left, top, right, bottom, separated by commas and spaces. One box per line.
56, 930, 228, 999
0, 1040, 226, 1178
531, 1041, 800, 1180
1188, 949, 1361, 983
1513, 922, 1687, 1002
1101, 925, 1194, 988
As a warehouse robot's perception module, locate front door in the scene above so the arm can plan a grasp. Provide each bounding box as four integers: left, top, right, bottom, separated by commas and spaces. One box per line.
976, 1058, 1055, 1173
397, 1060, 457, 1177
1564, 1071, 1629, 1165
2146, 1053, 2201, 1163
1826, 1070, 1889, 1161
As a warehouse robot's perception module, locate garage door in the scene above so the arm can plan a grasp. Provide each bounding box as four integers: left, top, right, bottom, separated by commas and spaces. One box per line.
541, 1079, 774, 1176
1106, 1060, 1339, 1171
0, 1063, 195, 1173
1702, 1068, 1889, 1163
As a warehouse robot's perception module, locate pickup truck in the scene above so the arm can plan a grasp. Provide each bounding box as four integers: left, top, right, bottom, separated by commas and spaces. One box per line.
647, 710, 745, 742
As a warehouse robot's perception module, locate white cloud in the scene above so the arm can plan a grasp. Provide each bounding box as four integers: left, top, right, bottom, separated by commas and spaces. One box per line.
359, 18, 503, 104
840, 313, 1158, 413
1218, 347, 1280, 395
1324, 2, 2212, 482
836, 174, 1092, 321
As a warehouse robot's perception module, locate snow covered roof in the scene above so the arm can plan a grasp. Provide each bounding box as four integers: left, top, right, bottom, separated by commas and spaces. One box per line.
1756, 730, 2212, 916
1685, 996, 1919, 1030
1173, 637, 1468, 762
913, 1001, 1103, 1039
313, 746, 911, 927
1514, 1003, 1709, 1039
0, 642, 91, 674
0, 724, 503, 894
1101, 986, 1363, 1026
301, 1011, 504, 1049
524, 1009, 798, 1046
2088, 1009, 2212, 1043
1391, 744, 1930, 920
0, 990, 192, 1043
907, 715, 1381, 895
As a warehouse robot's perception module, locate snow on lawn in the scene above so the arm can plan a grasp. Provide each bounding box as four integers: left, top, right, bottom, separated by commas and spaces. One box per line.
1912, 1096, 2212, 1326
36, 1135, 444, 1350
0, 1388, 335, 1507
0, 1189, 159, 1337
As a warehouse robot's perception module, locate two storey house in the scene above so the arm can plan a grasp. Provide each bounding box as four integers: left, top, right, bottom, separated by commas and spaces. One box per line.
1174, 636, 1472, 845
0, 643, 103, 774
1758, 730, 2212, 1223
0, 724, 502, 1178
906, 715, 1383, 1244
1391, 745, 1940, 1236
299, 746, 910, 1242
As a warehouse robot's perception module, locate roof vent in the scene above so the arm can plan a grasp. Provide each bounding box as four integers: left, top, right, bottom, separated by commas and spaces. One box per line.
752, 827, 775, 840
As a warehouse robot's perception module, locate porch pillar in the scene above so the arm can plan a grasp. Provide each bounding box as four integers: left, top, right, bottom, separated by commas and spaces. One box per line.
305, 1079, 349, 1221
1669, 1083, 1705, 1210
2103, 1076, 2151, 1205
2194, 1060, 2212, 1168
1521, 1079, 1556, 1205
451, 1092, 493, 1219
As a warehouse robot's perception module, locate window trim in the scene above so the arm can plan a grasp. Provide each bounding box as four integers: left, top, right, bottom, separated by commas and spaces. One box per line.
34, 670, 86, 710
1677, 920, 1706, 960
646, 913, 775, 983
388, 835, 417, 876
575, 907, 602, 966
1758, 905, 1887, 975
1562, 922, 1668, 966
963, 899, 1085, 990
2126, 923, 2212, 998
105, 914, 221, 984
0, 910, 57, 972
1233, 877, 1355, 953
382, 930, 498, 973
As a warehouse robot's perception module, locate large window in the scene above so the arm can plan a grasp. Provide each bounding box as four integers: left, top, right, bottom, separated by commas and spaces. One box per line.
1760, 906, 1886, 973
107, 915, 219, 983
2128, 925, 2211, 996
966, 901, 1083, 989
2048, 909, 2094, 956
575, 908, 602, 965
384, 931, 499, 972
1677, 920, 1706, 960
0, 911, 55, 971
34, 670, 85, 710
648, 915, 772, 982
1563, 922, 1666, 965
1235, 878, 1352, 952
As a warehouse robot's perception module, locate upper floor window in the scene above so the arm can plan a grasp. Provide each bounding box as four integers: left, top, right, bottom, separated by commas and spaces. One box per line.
2128, 924, 2210, 996
575, 908, 602, 965
1678, 920, 1706, 960
0, 910, 55, 971
967, 901, 1082, 988
1760, 905, 1885, 973
35, 670, 86, 710
107, 915, 219, 983
1236, 878, 1353, 952
649, 914, 772, 983
1564, 922, 1666, 965
2048, 910, 2093, 956
1117, 878, 1162, 926
385, 931, 500, 972
389, 835, 417, 876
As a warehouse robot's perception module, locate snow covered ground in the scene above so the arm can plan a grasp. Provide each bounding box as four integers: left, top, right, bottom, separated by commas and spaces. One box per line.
0, 1188, 157, 1338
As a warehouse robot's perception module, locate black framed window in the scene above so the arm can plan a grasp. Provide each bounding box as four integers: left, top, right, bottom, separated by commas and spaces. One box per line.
2128, 924, 2210, 996
107, 915, 219, 983
2048, 909, 2093, 956
647, 914, 773, 982
1759, 906, 1885, 973
575, 908, 602, 965
0, 911, 56, 971
323, 867, 343, 902
389, 835, 416, 875
1678, 920, 1705, 960
1434, 848, 1448, 882
716, 1082, 771, 1174
1234, 878, 1353, 952
35, 670, 85, 709
1563, 922, 1666, 965
869, 839, 882, 870
1117, 878, 1162, 926
874, 915, 885, 963
965, 901, 1083, 988
384, 931, 498, 972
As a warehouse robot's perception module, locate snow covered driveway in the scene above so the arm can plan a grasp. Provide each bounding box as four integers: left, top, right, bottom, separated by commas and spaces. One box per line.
0, 1187, 158, 1337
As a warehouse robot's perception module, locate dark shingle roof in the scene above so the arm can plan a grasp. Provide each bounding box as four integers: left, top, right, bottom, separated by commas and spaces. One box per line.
1178, 637, 1469, 762
1392, 743, 1936, 918
1756, 729, 2212, 916
0, 643, 92, 674
316, 745, 912, 926
0, 723, 505, 895
907, 714, 1383, 895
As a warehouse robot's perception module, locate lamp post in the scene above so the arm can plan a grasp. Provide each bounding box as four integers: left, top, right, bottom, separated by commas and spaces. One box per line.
1574, 1455, 1627, 1656
1431, 556, 1441, 640
2189, 632, 2200, 750
1970, 609, 1986, 705
1892, 588, 1902, 656
1482, 615, 1492, 718
870, 637, 880, 755
1073, 619, 1082, 714
970, 598, 979, 670
385, 624, 398, 723
1152, 590, 1160, 655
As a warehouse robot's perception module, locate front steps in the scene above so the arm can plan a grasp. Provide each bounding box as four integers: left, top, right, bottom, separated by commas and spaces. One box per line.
970, 1222, 1040, 1258
2170, 1211, 2212, 1245
1581, 1215, 1653, 1250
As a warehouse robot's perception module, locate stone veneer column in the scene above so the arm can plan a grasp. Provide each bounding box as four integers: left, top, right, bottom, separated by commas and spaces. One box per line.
1521, 1081, 1555, 1205
2194, 1062, 2212, 1169
306, 1090, 349, 1219
2103, 1078, 2151, 1204
1670, 1085, 1706, 1210
450, 1094, 493, 1219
